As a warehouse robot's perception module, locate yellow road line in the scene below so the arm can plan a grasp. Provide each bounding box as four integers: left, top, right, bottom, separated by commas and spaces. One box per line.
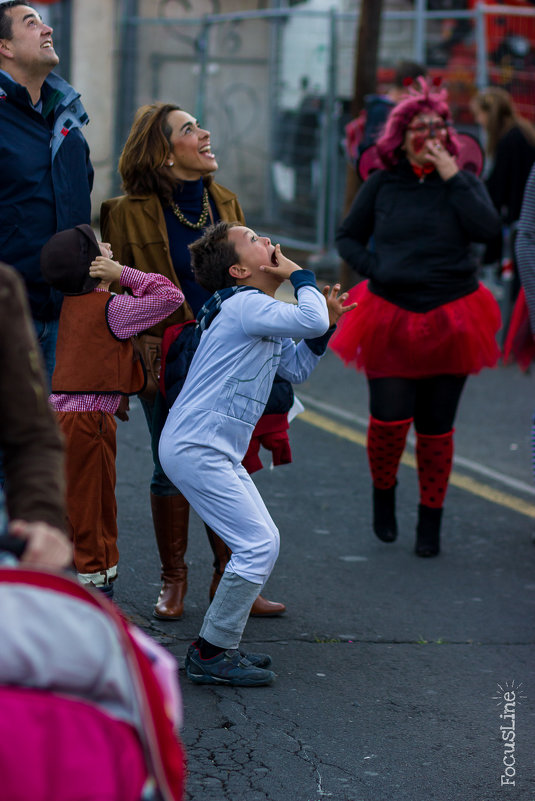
299, 409, 535, 520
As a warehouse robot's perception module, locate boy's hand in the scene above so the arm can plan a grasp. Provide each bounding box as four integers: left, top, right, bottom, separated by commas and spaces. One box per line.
259, 244, 301, 280
322, 284, 358, 326
89, 256, 123, 284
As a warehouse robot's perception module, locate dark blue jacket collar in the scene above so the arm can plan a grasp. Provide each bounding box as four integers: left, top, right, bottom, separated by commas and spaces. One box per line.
197, 285, 257, 332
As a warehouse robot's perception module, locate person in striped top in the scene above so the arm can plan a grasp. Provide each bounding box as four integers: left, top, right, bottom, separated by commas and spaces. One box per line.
514, 164, 535, 493
41, 225, 184, 596
515, 165, 535, 339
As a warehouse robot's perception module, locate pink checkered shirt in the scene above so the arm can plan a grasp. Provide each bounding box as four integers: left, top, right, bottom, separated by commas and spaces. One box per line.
50, 267, 184, 413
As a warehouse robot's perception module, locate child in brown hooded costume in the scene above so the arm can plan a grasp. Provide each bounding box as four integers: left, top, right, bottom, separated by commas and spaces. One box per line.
41, 225, 184, 596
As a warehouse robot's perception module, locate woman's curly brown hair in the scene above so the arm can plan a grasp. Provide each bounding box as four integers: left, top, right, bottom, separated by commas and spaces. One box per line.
118, 102, 213, 205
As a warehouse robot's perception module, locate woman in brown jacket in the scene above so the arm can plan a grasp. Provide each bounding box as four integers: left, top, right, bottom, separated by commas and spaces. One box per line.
100, 103, 284, 621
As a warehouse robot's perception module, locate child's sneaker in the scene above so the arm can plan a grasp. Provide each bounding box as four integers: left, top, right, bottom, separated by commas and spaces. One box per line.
77, 567, 117, 600
239, 650, 272, 668
185, 644, 275, 686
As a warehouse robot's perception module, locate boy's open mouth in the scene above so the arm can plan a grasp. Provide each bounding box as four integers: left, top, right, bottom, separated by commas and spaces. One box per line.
271, 251, 278, 266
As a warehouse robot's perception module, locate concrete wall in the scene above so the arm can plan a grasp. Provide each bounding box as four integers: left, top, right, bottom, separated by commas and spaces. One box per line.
70, 0, 117, 222
69, 0, 270, 223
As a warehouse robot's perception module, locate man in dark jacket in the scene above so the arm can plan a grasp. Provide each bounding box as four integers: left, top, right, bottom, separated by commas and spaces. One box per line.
0, 2, 93, 381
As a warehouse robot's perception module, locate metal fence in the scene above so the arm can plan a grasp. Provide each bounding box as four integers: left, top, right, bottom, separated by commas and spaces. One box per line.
115, 2, 535, 255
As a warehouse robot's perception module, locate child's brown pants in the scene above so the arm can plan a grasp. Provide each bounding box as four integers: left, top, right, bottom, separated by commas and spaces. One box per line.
57, 411, 118, 574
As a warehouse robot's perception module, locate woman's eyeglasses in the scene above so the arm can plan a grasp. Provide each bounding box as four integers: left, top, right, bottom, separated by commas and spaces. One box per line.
407, 121, 450, 138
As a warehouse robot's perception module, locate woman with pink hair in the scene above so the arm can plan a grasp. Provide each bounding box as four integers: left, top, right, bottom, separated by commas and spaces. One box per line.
330, 81, 502, 557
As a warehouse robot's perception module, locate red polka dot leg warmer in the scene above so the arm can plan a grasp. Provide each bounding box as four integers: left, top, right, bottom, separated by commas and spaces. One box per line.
367, 416, 412, 490
416, 430, 454, 509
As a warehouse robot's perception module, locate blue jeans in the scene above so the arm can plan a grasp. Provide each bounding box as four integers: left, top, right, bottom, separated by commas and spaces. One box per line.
33, 317, 59, 390
140, 393, 180, 497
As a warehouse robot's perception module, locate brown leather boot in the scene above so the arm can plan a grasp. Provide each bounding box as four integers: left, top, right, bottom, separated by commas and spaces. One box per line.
250, 595, 286, 617
205, 524, 231, 599
205, 525, 286, 617
151, 493, 189, 620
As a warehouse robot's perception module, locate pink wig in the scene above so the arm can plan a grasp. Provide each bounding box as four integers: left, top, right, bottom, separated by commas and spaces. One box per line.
375, 78, 460, 169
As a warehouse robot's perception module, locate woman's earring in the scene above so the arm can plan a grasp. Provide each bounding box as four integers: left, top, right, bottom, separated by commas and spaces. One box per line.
168, 160, 174, 166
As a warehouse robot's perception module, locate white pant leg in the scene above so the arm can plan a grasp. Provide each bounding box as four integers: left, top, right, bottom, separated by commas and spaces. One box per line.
160, 441, 280, 585
199, 571, 262, 649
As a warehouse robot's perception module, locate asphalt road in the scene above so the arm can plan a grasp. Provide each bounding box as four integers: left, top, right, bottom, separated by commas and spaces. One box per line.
114, 348, 535, 801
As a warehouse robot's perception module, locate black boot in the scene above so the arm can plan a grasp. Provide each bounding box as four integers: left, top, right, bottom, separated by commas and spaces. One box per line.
373, 484, 398, 542
98, 583, 114, 600
415, 504, 442, 557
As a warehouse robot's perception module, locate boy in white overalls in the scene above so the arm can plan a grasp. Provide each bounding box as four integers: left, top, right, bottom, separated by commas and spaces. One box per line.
159, 222, 355, 686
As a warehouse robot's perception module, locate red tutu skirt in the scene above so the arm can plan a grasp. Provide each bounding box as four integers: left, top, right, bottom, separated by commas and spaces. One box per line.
329, 282, 501, 378
503, 287, 535, 371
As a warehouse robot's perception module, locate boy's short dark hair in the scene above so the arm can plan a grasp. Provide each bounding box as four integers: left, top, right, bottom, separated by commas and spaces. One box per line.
188, 221, 241, 294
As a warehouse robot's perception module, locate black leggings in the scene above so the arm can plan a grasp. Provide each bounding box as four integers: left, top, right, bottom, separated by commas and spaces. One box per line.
368, 375, 467, 435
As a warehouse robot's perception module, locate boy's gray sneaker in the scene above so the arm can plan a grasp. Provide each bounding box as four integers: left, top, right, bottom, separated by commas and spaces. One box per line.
185, 644, 275, 686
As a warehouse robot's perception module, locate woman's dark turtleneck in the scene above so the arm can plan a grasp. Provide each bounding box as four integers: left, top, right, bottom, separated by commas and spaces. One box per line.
162, 178, 218, 316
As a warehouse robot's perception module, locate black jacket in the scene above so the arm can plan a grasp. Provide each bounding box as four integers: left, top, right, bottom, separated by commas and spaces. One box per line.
484, 125, 535, 264
487, 125, 535, 225
337, 158, 501, 312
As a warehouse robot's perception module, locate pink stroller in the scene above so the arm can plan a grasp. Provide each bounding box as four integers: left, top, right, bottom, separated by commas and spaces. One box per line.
0, 563, 186, 801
